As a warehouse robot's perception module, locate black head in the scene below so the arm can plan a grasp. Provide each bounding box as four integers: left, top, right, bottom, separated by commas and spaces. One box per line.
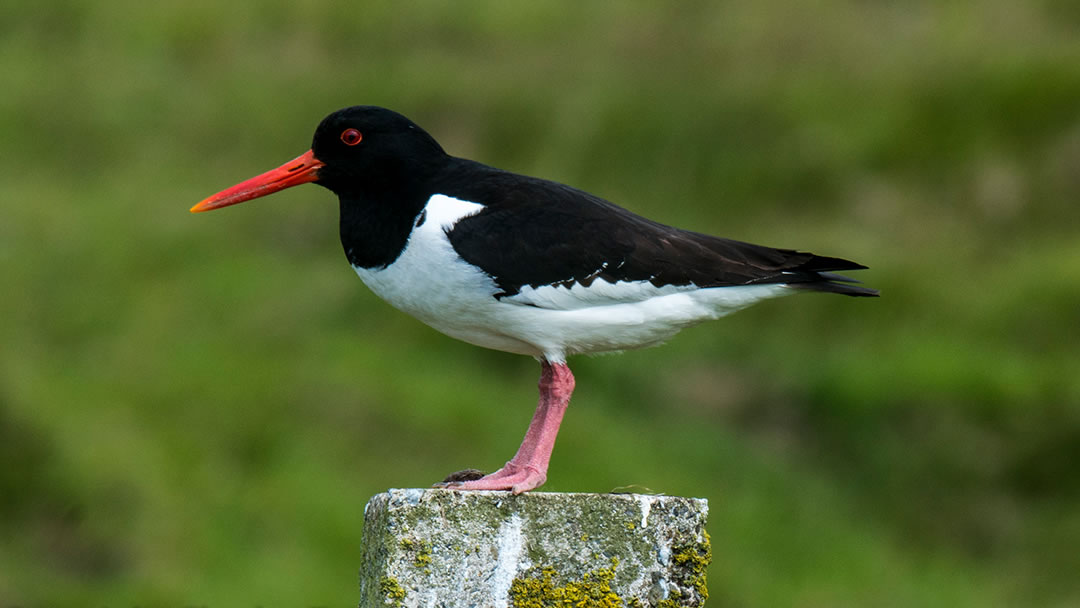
310, 106, 447, 198
191, 106, 447, 213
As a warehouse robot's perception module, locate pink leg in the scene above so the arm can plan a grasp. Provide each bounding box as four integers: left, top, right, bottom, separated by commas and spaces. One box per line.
447, 360, 575, 494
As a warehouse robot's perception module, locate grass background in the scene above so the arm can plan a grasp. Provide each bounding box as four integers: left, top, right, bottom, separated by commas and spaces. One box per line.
3, 1, 1079, 606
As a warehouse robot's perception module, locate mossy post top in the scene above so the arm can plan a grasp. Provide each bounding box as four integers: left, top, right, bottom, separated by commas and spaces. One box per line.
360, 488, 710, 607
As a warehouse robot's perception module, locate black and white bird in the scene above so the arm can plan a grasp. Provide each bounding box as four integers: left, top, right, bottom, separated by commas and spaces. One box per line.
192, 105, 877, 493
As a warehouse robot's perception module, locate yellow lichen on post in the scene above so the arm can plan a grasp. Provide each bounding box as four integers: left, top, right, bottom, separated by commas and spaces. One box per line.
671, 531, 712, 603
378, 576, 406, 606
510, 559, 622, 608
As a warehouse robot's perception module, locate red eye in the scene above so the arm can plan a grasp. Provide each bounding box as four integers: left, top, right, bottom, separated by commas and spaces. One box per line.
340, 128, 362, 146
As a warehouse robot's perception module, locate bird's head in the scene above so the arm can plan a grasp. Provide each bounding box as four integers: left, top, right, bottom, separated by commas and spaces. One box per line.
191, 106, 446, 213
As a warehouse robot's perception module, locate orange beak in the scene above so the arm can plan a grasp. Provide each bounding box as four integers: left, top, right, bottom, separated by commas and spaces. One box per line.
190, 149, 326, 213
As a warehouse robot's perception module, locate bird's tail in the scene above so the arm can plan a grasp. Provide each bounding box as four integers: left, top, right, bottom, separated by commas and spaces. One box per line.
781, 255, 880, 297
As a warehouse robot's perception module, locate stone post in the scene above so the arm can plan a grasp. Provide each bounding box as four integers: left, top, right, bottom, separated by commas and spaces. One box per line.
359, 488, 710, 607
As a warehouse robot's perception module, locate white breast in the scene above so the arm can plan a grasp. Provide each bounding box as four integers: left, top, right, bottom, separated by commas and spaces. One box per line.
353, 194, 792, 362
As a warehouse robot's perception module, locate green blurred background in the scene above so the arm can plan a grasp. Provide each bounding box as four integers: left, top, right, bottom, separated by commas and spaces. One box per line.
3, 1, 1079, 606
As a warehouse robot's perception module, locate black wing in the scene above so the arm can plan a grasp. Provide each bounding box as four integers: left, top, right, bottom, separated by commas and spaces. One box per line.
439, 160, 877, 299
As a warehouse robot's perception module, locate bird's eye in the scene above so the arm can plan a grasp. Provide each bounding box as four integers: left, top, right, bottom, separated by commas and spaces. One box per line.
340, 128, 363, 146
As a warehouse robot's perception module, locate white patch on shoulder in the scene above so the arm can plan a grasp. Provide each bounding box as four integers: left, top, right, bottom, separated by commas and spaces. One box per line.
423, 193, 485, 230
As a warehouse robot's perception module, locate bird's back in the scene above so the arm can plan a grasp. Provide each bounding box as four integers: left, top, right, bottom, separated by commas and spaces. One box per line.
437, 158, 878, 300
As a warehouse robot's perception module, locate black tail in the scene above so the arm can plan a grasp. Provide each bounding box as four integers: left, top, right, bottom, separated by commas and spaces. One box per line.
781, 255, 880, 297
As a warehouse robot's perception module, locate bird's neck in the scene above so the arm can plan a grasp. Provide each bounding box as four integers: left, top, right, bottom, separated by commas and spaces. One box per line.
338, 184, 431, 269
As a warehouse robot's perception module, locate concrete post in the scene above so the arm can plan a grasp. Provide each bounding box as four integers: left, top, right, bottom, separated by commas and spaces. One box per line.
359, 488, 710, 607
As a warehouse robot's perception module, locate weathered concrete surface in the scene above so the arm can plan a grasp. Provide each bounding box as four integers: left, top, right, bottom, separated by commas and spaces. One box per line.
359, 488, 710, 607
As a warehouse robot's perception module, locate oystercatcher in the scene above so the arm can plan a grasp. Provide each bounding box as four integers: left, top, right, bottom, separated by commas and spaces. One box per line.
192, 106, 877, 493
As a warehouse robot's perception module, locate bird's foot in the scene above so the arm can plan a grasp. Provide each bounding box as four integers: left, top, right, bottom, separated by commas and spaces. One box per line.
434, 462, 546, 494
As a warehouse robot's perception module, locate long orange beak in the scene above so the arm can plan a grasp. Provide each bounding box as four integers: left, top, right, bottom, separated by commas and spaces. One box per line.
190, 149, 326, 213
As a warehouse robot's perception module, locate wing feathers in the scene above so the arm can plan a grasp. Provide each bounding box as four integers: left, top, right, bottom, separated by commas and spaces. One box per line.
438, 160, 877, 298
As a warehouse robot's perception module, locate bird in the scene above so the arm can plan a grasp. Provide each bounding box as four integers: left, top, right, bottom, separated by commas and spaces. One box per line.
191, 105, 877, 494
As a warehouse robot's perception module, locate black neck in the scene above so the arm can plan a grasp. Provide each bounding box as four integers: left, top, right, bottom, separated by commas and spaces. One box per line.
328, 147, 454, 269
338, 188, 429, 269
